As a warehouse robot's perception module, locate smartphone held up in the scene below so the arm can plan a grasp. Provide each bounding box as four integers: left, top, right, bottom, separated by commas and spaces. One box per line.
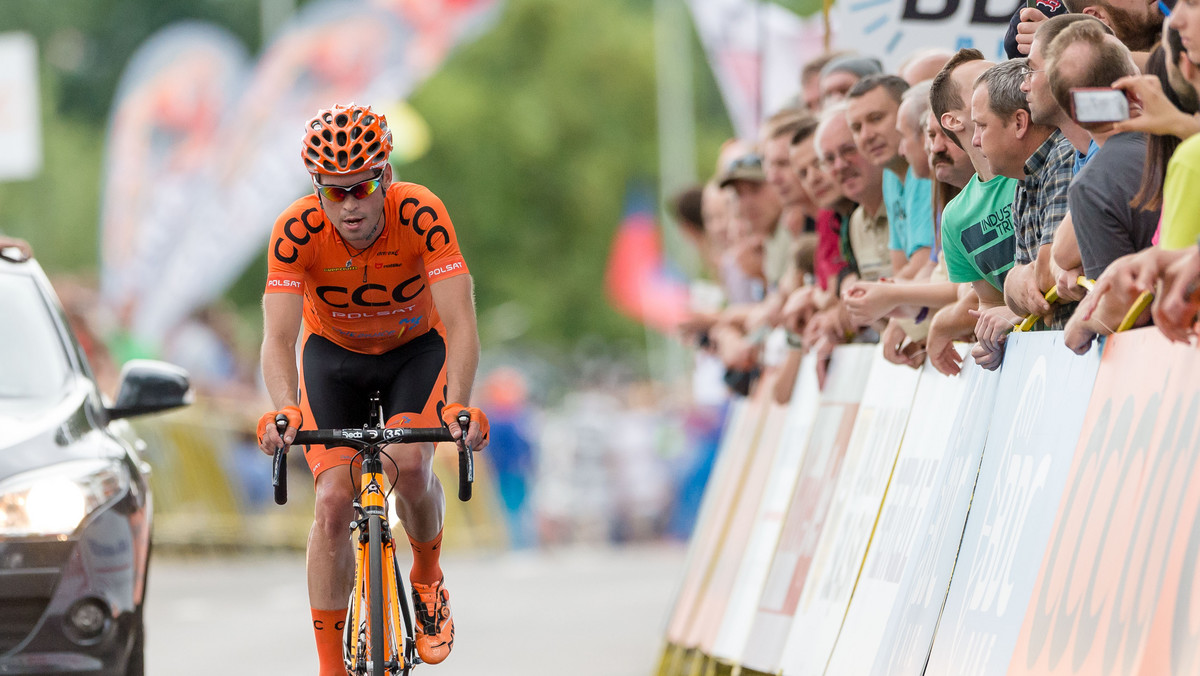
1070, 87, 1130, 123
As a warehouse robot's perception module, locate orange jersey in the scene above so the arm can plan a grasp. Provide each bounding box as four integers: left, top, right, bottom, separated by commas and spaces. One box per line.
264, 182, 469, 354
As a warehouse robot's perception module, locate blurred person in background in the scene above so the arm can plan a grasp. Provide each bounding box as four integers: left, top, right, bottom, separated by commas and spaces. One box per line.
846, 74, 934, 279
479, 367, 537, 549
818, 54, 884, 108
255, 103, 488, 672
817, 103, 889, 284
899, 48, 954, 85
801, 51, 854, 112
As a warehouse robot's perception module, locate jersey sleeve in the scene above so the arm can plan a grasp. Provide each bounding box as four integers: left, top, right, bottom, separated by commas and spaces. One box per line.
265, 199, 321, 295
403, 186, 470, 283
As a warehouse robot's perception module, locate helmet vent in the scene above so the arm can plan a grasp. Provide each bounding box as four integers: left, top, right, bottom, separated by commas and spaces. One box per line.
336, 150, 348, 167
336, 131, 347, 146
335, 113, 349, 127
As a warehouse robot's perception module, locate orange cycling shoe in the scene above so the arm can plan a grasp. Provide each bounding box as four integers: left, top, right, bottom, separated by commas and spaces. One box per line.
411, 578, 454, 664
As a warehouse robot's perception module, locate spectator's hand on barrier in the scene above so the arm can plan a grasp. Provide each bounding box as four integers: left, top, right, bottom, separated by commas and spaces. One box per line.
745, 300, 774, 335
1064, 304, 1101, 355
782, 286, 819, 335
814, 333, 837, 390
927, 306, 965, 377
843, 280, 896, 327
1152, 247, 1200, 343
1112, 75, 1200, 140
1086, 250, 1163, 318
442, 403, 490, 451
257, 406, 302, 455
1006, 265, 1052, 316
969, 305, 1021, 353
971, 341, 1005, 371
716, 332, 759, 371
1054, 263, 1089, 303
1014, 8, 1049, 54
880, 319, 923, 369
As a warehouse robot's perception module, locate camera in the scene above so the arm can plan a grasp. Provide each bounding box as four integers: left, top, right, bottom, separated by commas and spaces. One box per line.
1070, 87, 1129, 124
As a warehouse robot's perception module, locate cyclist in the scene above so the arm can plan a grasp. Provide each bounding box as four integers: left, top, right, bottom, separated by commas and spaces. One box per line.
256, 103, 489, 674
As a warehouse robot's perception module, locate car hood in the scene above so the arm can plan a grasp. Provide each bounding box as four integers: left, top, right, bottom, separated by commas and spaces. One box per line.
0, 378, 120, 480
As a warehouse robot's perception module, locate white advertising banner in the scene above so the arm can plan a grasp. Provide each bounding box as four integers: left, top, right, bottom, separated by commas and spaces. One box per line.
0, 32, 41, 182
829, 0, 1019, 70
777, 350, 922, 676
710, 355, 821, 663
924, 332, 1101, 676
741, 344, 875, 673
860, 350, 1002, 675
824, 354, 972, 675
665, 396, 767, 644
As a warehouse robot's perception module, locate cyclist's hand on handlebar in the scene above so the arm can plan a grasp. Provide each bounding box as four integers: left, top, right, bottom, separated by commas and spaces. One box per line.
442, 403, 489, 451
257, 406, 302, 455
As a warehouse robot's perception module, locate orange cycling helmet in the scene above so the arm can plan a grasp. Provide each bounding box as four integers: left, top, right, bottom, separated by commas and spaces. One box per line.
301, 103, 393, 175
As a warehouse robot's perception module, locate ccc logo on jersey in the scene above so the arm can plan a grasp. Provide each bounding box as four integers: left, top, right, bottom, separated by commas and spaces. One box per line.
273, 207, 325, 264
399, 197, 450, 253
314, 274, 426, 308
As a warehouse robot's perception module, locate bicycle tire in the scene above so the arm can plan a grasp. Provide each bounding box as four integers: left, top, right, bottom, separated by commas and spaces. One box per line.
369, 515, 385, 676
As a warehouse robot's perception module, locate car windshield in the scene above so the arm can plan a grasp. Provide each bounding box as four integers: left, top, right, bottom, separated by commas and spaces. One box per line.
0, 273, 72, 401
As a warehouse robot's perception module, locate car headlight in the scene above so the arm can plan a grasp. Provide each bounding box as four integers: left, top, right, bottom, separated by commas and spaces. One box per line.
0, 459, 130, 537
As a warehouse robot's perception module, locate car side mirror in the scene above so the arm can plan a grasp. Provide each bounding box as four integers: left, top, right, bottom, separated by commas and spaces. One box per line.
107, 360, 194, 420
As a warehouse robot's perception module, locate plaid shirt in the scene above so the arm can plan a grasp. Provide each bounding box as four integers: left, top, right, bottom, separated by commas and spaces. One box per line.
1012, 130, 1076, 329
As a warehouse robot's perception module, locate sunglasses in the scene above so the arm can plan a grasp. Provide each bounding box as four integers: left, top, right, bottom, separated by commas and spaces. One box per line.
314, 171, 383, 202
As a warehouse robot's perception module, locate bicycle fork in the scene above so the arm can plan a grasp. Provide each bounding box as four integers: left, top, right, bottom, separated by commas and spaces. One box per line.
345, 457, 418, 675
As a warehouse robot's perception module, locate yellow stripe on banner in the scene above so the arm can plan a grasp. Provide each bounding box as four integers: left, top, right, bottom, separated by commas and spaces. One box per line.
679, 391, 773, 648
819, 380, 916, 675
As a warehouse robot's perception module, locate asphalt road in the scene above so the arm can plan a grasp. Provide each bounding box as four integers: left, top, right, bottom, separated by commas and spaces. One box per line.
145, 543, 686, 675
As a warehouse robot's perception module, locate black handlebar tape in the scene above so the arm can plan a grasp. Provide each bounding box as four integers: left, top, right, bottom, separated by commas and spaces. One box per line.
272, 414, 289, 506
457, 412, 474, 502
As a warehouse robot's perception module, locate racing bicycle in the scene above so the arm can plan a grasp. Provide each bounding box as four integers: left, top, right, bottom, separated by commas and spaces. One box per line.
271, 395, 474, 676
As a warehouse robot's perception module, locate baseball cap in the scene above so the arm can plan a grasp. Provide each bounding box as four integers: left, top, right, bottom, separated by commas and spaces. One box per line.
718, 153, 766, 187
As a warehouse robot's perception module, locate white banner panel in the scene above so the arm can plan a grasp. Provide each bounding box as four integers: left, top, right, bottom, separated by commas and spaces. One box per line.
665, 396, 760, 643
0, 32, 41, 181
777, 350, 923, 676
862, 350, 1002, 675
924, 332, 1101, 676
825, 353, 973, 675
690, 395, 792, 650
829, 0, 1017, 70
711, 355, 822, 662
741, 345, 876, 673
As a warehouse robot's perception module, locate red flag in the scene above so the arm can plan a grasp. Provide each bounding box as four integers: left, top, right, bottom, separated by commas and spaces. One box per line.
604, 202, 691, 333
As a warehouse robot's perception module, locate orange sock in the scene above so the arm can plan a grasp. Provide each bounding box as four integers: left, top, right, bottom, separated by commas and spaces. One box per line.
408, 530, 444, 584
312, 607, 348, 676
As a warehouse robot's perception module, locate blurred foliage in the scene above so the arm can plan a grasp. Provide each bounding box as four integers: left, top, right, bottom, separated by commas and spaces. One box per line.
0, 0, 734, 353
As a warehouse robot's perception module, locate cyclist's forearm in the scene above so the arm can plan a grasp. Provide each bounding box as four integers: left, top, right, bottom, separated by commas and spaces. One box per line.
261, 337, 300, 409
443, 325, 480, 406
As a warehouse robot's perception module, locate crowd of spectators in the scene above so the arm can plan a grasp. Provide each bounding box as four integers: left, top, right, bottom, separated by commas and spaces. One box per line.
674, 0, 1200, 403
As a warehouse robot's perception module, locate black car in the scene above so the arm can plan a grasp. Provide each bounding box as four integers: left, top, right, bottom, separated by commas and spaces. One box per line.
0, 249, 191, 675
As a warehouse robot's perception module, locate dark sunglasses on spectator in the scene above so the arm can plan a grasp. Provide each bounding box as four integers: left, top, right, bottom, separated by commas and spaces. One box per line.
314, 171, 384, 202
